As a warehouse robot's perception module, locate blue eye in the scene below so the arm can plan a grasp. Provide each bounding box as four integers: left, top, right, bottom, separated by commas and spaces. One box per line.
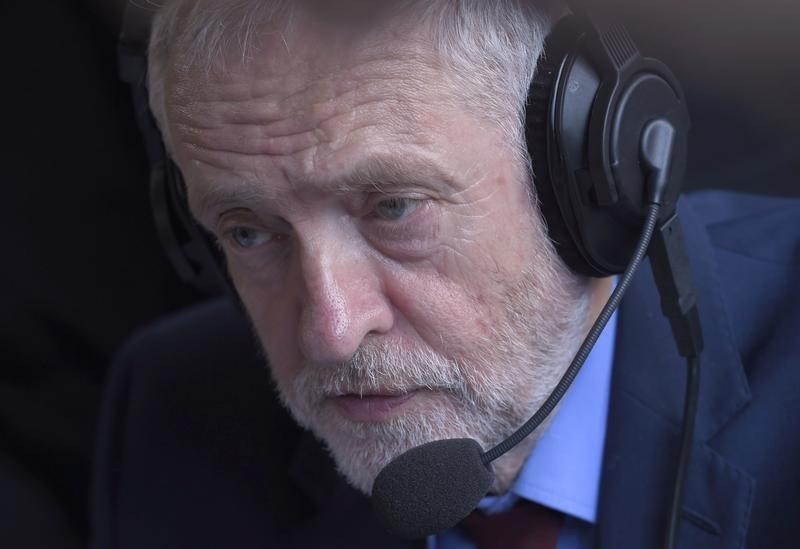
229, 227, 272, 249
375, 198, 421, 221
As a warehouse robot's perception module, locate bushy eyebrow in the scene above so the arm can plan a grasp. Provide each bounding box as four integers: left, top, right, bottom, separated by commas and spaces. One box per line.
322, 156, 460, 196
190, 183, 266, 224
190, 155, 461, 221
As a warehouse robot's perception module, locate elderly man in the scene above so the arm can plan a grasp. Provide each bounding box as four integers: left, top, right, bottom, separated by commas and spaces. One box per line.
94, 1, 800, 548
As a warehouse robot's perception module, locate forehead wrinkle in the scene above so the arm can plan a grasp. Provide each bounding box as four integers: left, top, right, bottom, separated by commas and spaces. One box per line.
170, 35, 451, 131
175, 56, 440, 130
168, 30, 465, 169
173, 80, 434, 164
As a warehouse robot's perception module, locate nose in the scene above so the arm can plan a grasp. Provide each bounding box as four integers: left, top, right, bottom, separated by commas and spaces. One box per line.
296, 239, 394, 364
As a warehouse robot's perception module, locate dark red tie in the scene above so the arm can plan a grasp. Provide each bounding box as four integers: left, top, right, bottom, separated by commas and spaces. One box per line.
460, 500, 564, 549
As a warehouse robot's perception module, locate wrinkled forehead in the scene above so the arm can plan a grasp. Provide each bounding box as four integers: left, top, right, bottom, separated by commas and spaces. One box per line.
161, 4, 502, 207
164, 25, 457, 152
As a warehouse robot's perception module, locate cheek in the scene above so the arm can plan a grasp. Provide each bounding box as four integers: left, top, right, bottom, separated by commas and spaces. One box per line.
385, 218, 538, 358
478, 181, 542, 267
383, 266, 504, 360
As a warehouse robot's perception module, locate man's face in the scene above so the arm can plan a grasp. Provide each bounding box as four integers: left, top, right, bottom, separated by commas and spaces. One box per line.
167, 24, 590, 493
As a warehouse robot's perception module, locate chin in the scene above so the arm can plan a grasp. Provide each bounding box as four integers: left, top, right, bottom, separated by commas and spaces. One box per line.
309, 399, 471, 494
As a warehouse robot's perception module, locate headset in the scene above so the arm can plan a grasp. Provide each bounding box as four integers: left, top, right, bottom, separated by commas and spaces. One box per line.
119, 2, 702, 548
119, 5, 228, 296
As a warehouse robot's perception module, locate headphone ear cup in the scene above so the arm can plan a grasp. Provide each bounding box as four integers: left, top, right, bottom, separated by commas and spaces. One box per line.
526, 16, 689, 278
526, 26, 600, 277
528, 60, 583, 275
156, 158, 231, 296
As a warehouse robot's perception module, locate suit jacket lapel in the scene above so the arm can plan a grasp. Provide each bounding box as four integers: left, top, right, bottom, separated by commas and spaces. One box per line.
596, 200, 755, 548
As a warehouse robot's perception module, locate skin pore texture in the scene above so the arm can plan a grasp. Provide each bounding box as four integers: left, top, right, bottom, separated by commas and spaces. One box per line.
165, 9, 612, 494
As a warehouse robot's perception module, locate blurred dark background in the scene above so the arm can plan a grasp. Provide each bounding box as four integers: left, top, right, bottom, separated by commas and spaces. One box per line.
0, 2, 200, 547
0, 0, 797, 548
623, 0, 800, 195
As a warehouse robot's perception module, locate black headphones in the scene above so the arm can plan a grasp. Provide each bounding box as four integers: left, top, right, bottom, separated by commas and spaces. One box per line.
119, 2, 689, 292
119, 3, 229, 296
528, 13, 689, 277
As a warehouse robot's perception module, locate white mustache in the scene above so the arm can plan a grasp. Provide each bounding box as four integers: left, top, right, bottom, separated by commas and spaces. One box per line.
295, 340, 468, 401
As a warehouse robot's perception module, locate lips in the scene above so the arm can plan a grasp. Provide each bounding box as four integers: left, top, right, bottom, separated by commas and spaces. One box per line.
333, 392, 417, 422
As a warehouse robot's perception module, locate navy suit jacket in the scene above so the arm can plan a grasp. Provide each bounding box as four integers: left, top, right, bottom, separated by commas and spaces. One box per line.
92, 191, 800, 548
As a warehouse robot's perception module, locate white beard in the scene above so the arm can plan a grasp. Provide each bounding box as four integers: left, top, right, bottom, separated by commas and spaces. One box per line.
274, 252, 590, 495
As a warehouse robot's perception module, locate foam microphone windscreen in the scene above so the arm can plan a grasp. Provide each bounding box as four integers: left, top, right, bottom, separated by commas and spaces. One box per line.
370, 438, 493, 540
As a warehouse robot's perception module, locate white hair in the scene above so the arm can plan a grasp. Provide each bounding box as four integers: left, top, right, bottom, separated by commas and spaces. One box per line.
147, 0, 554, 168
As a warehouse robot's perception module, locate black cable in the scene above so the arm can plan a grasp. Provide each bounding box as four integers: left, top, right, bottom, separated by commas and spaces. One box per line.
482, 203, 662, 464
477, 199, 700, 549
664, 355, 701, 549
